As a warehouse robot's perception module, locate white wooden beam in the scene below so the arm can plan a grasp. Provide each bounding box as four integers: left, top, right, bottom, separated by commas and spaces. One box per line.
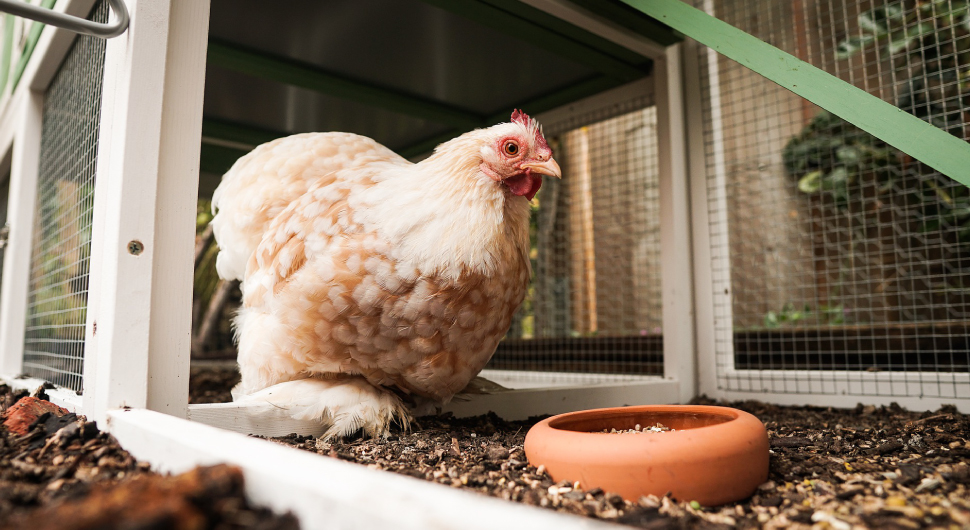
23, 0, 98, 93
655, 44, 696, 403
145, 0, 209, 418
84, 0, 208, 423
681, 38, 721, 399
1, 375, 83, 411
519, 0, 667, 59
0, 90, 42, 376
187, 377, 680, 438
108, 408, 618, 530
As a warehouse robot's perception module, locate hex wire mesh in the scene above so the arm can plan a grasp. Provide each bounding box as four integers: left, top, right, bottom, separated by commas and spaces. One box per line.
692, 0, 970, 398
486, 95, 664, 378
22, 1, 108, 392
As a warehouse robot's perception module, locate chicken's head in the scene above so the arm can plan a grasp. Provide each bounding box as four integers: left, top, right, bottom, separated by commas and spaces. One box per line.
478, 110, 561, 201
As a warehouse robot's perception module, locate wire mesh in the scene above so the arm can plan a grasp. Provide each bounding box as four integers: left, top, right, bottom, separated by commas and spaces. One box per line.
22, 1, 107, 392
692, 0, 970, 398
486, 94, 664, 377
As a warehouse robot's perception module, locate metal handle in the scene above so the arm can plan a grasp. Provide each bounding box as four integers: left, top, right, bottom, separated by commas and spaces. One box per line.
0, 0, 129, 39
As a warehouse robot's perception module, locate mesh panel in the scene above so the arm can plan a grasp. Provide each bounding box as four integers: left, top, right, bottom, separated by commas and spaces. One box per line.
487, 94, 664, 376
693, 0, 970, 397
23, 2, 108, 391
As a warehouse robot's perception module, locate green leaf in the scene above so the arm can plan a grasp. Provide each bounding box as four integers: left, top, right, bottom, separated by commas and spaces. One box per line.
858, 11, 888, 35
836, 146, 862, 165
764, 311, 779, 329
798, 170, 823, 193
822, 166, 850, 189
836, 35, 876, 59
886, 23, 936, 55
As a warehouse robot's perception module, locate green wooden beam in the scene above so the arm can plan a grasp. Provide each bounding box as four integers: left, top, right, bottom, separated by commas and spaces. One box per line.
622, 0, 970, 185
419, 0, 648, 82
399, 74, 625, 158
201, 117, 285, 147
568, 0, 681, 47
207, 39, 485, 129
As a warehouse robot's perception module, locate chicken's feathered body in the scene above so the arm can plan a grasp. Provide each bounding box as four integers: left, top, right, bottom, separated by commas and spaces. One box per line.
212, 113, 559, 438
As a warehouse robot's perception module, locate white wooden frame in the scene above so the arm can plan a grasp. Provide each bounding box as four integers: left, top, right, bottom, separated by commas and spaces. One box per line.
0, 2, 963, 528
0, 0, 209, 422
681, 34, 970, 412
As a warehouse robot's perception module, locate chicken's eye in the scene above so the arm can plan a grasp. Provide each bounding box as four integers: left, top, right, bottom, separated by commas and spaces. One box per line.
503, 141, 520, 157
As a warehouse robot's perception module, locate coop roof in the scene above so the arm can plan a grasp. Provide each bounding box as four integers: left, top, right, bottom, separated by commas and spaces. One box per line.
198, 0, 678, 185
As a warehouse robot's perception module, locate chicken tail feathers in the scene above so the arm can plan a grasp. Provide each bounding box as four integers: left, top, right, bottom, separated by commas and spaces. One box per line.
232, 377, 411, 440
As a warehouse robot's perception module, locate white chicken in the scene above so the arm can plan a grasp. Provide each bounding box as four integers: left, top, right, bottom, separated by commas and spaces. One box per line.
211, 110, 560, 438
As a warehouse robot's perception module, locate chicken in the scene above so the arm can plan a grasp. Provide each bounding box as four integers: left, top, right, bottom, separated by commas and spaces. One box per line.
211, 110, 561, 438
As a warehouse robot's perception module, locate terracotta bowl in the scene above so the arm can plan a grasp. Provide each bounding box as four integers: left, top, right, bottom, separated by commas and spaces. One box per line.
524, 405, 769, 506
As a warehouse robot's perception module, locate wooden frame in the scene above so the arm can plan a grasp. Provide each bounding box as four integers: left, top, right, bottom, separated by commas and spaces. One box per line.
0, 0, 209, 422
680, 5, 970, 413
108, 408, 620, 530
82, 0, 209, 424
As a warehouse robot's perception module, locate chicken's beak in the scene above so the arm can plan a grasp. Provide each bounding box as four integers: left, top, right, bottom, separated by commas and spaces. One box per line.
521, 158, 562, 179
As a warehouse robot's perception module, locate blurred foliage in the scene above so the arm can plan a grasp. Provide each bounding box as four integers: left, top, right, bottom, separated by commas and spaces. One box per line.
784, 0, 970, 240
762, 303, 846, 329
28, 181, 94, 338
777, 1, 970, 329
194, 199, 221, 308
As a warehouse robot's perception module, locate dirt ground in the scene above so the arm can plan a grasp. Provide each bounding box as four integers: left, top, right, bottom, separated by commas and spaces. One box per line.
191, 363, 970, 529
1, 366, 967, 529
0, 381, 298, 530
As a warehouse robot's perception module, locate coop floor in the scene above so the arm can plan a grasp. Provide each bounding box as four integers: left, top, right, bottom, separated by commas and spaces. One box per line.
187, 362, 970, 529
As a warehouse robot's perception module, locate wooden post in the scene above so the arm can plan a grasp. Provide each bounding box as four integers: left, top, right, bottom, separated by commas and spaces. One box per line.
0, 90, 42, 376
83, 0, 209, 424
655, 44, 696, 403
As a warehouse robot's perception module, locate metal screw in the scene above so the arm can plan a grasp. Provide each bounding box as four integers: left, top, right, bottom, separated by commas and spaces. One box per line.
127, 240, 144, 255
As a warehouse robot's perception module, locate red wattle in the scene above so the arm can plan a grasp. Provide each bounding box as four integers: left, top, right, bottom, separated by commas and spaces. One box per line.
504, 172, 542, 201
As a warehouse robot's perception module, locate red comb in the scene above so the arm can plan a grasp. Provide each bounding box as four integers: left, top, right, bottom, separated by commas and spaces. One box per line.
511, 109, 533, 127
511, 109, 550, 151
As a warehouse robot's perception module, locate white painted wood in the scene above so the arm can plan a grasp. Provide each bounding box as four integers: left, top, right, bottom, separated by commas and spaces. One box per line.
145, 0, 209, 419
720, 368, 970, 408
655, 44, 697, 404
82, 0, 177, 424
0, 0, 94, 115
682, 38, 720, 400
22, 0, 97, 92
519, 0, 667, 59
717, 390, 968, 414
478, 368, 662, 388
0, 89, 42, 376
442, 379, 680, 420
108, 408, 620, 530
699, 0, 734, 399
1, 375, 83, 412
187, 379, 680, 437
536, 77, 652, 130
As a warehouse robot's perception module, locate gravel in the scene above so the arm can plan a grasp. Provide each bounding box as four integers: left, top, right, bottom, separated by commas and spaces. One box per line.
4, 364, 967, 529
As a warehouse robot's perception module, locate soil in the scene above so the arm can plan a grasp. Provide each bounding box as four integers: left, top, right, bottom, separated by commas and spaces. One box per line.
265, 400, 970, 529
0, 382, 298, 530
4, 364, 969, 529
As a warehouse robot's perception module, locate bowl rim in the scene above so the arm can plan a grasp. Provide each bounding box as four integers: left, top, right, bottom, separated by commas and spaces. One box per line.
537, 404, 754, 438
